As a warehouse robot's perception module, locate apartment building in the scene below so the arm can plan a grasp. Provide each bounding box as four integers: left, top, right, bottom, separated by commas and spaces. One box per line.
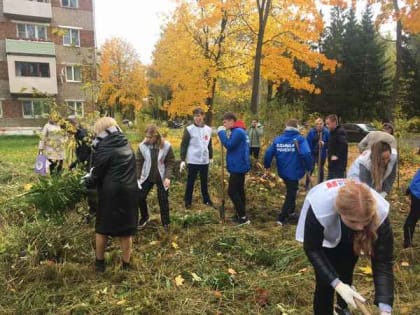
0, 0, 95, 134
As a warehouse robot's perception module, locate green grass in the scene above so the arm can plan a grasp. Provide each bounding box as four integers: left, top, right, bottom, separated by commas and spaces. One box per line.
0, 135, 419, 314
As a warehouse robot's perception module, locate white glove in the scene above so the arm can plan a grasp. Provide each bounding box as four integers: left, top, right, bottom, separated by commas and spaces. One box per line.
179, 161, 186, 172
137, 179, 142, 190
334, 282, 366, 309
163, 178, 170, 190
217, 126, 226, 133
80, 173, 91, 185
380, 312, 391, 315
380, 191, 387, 198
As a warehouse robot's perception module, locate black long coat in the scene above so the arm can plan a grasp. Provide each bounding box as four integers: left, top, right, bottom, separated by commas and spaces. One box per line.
88, 131, 138, 236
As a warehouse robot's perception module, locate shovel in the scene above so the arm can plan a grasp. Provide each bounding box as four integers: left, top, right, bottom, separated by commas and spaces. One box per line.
355, 299, 371, 315
219, 143, 226, 223
317, 130, 323, 184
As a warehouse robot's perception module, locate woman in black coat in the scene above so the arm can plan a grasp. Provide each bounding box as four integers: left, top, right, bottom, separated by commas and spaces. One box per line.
85, 117, 138, 272
296, 179, 394, 315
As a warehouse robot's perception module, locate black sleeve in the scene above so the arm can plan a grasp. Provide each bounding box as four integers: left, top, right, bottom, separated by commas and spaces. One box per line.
180, 127, 190, 161
164, 146, 176, 179
371, 217, 394, 307
303, 207, 339, 285
208, 138, 213, 160
87, 144, 111, 186
336, 131, 348, 160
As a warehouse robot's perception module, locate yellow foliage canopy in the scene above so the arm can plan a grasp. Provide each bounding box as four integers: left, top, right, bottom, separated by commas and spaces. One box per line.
98, 37, 148, 112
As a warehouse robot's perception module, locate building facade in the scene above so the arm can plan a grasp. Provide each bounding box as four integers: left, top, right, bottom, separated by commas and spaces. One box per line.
0, 0, 95, 134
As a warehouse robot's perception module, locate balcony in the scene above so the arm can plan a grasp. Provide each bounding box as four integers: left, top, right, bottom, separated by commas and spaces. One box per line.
7, 55, 58, 95
6, 39, 56, 56
3, 0, 52, 22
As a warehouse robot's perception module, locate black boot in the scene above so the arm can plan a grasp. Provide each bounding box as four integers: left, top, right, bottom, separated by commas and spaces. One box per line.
95, 258, 105, 273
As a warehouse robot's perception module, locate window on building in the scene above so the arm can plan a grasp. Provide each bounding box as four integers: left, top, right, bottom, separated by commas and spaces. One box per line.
17, 23, 47, 41
66, 65, 82, 82
67, 101, 84, 117
29, 0, 50, 3
61, 0, 78, 8
22, 100, 49, 118
15, 62, 50, 77
63, 28, 80, 46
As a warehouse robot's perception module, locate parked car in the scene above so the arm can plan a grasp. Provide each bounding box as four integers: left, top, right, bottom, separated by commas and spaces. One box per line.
342, 123, 377, 142
168, 120, 183, 129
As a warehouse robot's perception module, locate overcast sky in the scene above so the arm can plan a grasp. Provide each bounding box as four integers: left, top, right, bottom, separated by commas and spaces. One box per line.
94, 0, 176, 65
94, 1, 394, 65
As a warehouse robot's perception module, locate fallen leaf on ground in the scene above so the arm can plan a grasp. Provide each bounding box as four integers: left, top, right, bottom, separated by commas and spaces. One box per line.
191, 272, 202, 282
228, 268, 237, 275
175, 275, 184, 287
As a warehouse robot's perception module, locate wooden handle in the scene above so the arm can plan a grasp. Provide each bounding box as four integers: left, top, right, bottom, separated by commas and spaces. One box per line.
355, 299, 371, 315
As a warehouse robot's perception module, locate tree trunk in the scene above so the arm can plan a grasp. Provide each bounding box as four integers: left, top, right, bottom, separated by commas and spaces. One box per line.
206, 78, 217, 126
392, 0, 402, 120
250, 0, 272, 115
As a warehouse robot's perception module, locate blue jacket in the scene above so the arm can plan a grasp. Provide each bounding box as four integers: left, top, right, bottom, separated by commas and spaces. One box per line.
264, 128, 313, 181
218, 121, 250, 174
409, 169, 420, 199
306, 127, 329, 161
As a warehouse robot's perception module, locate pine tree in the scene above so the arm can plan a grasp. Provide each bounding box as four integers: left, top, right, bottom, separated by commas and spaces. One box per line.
357, 5, 392, 120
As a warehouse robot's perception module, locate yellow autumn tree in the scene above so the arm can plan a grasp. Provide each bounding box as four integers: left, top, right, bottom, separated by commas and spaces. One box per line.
151, 1, 251, 123
98, 37, 147, 118
232, 0, 337, 113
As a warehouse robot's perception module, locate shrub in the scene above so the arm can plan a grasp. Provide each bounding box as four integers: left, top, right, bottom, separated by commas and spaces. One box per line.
26, 171, 86, 222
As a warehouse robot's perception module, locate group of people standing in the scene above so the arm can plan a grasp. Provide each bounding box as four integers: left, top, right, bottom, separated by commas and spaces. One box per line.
41, 109, 418, 315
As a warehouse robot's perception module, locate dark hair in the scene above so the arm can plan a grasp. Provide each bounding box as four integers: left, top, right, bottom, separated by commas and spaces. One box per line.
223, 112, 237, 121
286, 118, 298, 128
192, 107, 204, 115
382, 122, 394, 135
326, 114, 338, 123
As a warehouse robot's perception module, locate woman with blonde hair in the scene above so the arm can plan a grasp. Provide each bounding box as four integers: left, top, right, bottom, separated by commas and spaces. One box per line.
348, 141, 397, 197
84, 117, 138, 272
296, 179, 394, 315
136, 124, 175, 230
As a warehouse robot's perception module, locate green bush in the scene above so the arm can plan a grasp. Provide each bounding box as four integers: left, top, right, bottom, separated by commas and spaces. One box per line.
407, 117, 420, 133
26, 171, 86, 222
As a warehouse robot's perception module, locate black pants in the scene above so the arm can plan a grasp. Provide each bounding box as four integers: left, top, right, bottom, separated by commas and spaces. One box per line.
250, 147, 260, 160
228, 173, 246, 218
278, 179, 299, 222
327, 169, 345, 180
184, 164, 210, 205
49, 159, 63, 175
139, 178, 170, 226
314, 241, 358, 315
404, 193, 420, 247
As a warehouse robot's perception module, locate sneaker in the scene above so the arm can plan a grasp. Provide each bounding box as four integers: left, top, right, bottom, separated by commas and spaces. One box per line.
95, 259, 105, 273
138, 217, 150, 229
121, 261, 131, 271
276, 221, 284, 226
334, 306, 352, 315
163, 224, 170, 232
287, 212, 299, 224
204, 200, 216, 208
236, 216, 250, 226
185, 203, 192, 209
